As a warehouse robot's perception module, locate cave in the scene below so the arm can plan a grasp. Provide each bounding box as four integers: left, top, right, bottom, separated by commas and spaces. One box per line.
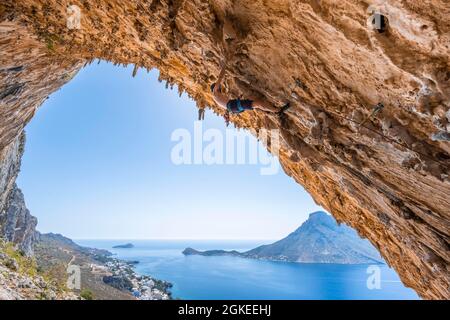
0, 1, 449, 299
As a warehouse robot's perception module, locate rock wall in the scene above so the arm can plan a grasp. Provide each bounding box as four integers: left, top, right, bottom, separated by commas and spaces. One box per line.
0, 184, 38, 256
0, 130, 37, 256
0, 1, 449, 299
0, 133, 25, 216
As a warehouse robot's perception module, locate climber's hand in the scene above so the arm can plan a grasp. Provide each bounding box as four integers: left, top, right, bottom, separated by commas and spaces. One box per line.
216, 63, 227, 87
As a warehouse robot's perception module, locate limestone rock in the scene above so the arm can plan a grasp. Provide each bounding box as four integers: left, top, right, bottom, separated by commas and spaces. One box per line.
0, 0, 449, 299
0, 240, 78, 300
1, 184, 38, 256
0, 133, 25, 216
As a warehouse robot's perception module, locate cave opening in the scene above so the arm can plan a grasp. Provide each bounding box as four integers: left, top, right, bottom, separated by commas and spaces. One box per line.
16, 61, 323, 241
5, 61, 420, 300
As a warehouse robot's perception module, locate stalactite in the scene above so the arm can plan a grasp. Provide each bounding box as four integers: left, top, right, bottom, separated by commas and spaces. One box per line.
132, 64, 139, 77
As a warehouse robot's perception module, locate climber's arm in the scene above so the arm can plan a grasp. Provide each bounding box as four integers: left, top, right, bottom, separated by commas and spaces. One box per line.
215, 63, 227, 90
211, 63, 229, 109
212, 89, 229, 109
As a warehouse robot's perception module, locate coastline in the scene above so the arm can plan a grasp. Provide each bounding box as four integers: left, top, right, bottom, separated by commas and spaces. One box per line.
84, 248, 173, 300
77, 239, 419, 300
183, 248, 385, 265
34, 234, 173, 300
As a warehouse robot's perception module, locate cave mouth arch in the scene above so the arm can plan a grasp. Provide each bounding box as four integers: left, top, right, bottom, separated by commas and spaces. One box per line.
12, 61, 421, 300
17, 61, 324, 241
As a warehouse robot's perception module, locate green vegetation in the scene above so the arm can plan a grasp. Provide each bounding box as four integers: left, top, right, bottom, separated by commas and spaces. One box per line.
0, 239, 38, 277
80, 289, 94, 300
35, 30, 62, 53
154, 278, 173, 292
0, 239, 68, 298
33, 240, 74, 289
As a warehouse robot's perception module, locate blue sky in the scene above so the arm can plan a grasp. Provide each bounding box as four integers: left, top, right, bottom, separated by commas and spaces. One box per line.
17, 62, 323, 240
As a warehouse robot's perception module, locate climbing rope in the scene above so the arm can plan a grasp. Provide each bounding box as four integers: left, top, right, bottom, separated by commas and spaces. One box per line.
359, 103, 384, 127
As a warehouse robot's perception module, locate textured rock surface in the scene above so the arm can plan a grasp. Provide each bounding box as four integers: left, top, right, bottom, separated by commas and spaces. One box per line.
0, 239, 78, 300
0, 133, 25, 215
1, 184, 37, 256
0, 1, 449, 299
0, 263, 74, 300
0, 131, 37, 256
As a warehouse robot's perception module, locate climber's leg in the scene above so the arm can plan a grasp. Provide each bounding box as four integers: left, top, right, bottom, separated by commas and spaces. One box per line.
253, 99, 291, 115
252, 99, 279, 113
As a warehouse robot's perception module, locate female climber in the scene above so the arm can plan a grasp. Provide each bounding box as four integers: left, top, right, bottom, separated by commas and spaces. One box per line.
210, 62, 291, 116
209, 19, 290, 124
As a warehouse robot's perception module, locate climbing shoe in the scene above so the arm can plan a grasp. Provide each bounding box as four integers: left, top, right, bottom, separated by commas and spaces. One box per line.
278, 103, 291, 115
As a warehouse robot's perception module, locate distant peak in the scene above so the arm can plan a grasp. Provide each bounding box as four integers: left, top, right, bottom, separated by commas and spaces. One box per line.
307, 211, 332, 223
295, 211, 335, 231
309, 211, 329, 218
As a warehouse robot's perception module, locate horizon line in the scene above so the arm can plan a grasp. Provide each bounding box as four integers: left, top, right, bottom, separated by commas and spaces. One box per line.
71, 237, 279, 241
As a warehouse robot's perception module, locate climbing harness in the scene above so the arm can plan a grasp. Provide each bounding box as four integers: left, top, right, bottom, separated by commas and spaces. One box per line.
278, 103, 292, 115
227, 99, 246, 114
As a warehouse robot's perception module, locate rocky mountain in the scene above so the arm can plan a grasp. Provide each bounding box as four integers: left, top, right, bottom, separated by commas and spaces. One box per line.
184, 211, 383, 264
36, 232, 112, 259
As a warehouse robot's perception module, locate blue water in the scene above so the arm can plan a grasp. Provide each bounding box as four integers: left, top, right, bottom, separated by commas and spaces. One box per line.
76, 239, 419, 300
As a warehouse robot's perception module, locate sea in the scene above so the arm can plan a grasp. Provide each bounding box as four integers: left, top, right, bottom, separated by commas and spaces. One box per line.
76, 239, 419, 300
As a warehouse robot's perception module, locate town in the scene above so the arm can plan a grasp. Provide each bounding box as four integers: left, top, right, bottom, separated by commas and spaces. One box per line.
90, 258, 172, 300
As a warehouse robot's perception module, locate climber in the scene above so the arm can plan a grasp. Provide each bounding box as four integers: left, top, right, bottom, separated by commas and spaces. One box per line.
210, 63, 291, 116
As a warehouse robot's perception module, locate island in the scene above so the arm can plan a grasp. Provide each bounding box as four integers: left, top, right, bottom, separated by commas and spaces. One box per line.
113, 243, 134, 249
183, 211, 384, 264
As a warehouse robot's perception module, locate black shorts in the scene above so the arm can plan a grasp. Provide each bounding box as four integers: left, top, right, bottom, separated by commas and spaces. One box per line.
226, 99, 254, 114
